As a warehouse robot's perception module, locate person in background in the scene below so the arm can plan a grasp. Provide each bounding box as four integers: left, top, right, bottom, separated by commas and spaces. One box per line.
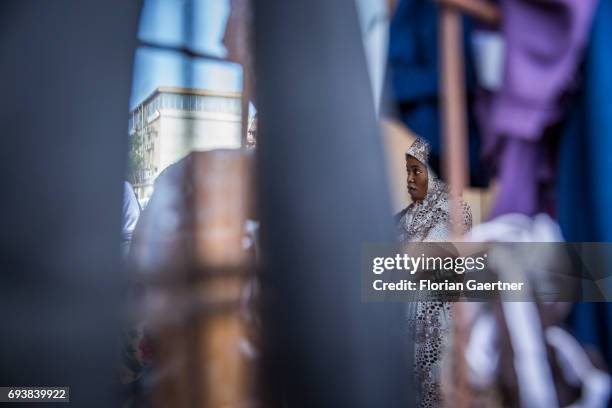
396, 138, 472, 242
395, 137, 472, 408
122, 181, 141, 255
120, 181, 147, 405
246, 116, 257, 149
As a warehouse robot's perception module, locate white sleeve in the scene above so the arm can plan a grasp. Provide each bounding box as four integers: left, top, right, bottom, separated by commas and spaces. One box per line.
122, 181, 141, 244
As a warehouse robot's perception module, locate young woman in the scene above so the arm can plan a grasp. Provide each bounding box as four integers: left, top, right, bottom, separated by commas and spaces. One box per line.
395, 138, 472, 408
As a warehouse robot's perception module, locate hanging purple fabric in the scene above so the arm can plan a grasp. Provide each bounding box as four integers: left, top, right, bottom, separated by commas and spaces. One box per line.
478, 0, 597, 217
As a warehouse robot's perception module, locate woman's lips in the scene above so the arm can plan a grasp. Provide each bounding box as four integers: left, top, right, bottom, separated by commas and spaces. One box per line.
408, 185, 417, 193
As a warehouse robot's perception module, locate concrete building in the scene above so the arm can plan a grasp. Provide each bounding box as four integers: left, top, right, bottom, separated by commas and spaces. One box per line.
128, 87, 242, 205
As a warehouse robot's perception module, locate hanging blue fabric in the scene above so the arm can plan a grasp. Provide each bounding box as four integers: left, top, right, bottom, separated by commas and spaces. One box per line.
559, 0, 612, 368
387, 0, 489, 186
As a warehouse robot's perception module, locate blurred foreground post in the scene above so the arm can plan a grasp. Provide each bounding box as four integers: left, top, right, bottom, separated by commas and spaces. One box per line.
131, 150, 257, 407
0, 1, 140, 406
254, 0, 412, 407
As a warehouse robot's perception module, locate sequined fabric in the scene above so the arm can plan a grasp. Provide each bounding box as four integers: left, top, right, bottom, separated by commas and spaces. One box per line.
396, 173, 472, 408
397, 177, 472, 242
406, 137, 431, 166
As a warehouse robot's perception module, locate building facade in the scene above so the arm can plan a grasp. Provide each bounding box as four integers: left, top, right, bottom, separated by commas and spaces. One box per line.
128, 87, 242, 205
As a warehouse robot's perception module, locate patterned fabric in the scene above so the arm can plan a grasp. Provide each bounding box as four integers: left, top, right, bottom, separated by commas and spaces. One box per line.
397, 172, 472, 243
411, 301, 453, 408
406, 137, 431, 166
396, 170, 472, 408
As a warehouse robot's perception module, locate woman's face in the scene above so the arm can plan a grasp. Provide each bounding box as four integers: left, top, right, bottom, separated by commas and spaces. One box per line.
406, 155, 428, 202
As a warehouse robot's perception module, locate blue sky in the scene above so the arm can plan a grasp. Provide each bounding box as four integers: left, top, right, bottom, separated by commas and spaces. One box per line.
130, 0, 243, 109
129, 0, 385, 114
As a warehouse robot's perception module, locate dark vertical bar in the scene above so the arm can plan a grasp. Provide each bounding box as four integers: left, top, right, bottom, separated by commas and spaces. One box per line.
254, 1, 413, 407
0, 1, 141, 406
